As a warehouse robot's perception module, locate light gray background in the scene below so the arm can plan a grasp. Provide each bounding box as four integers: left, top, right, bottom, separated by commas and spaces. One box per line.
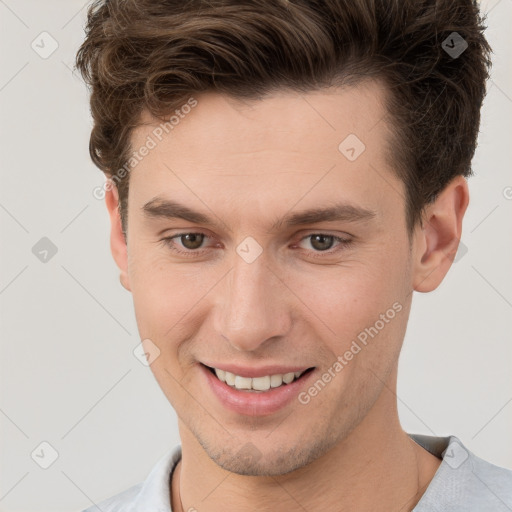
0, 1, 511, 511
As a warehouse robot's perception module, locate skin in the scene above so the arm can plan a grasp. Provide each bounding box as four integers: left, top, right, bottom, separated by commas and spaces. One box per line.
106, 80, 468, 511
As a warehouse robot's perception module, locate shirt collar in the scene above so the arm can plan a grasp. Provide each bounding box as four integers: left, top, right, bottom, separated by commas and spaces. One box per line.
132, 444, 182, 511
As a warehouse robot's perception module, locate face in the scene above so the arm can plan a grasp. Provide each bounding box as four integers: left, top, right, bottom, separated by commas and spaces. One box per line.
117, 82, 419, 476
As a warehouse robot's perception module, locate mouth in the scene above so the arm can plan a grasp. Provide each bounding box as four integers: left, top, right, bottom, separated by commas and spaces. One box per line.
201, 363, 315, 392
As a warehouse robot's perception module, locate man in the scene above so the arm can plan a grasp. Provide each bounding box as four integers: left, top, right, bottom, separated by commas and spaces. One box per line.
76, 0, 511, 510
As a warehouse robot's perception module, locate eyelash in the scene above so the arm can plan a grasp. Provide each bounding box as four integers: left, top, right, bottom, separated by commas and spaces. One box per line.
159, 232, 353, 259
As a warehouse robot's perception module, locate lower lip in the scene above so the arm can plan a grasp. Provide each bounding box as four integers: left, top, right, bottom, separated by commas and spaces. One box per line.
200, 364, 315, 417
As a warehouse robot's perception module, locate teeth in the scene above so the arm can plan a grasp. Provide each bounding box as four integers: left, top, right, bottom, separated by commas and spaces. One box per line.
212, 367, 308, 391
282, 372, 295, 384
234, 376, 252, 390
215, 368, 226, 382
252, 376, 271, 391
270, 374, 283, 388
225, 371, 236, 386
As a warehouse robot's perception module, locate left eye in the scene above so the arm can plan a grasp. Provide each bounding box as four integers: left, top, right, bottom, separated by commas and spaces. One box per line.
160, 232, 352, 257
297, 233, 348, 252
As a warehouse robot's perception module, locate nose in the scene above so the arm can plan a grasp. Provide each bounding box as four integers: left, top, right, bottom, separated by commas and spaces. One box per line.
214, 250, 292, 352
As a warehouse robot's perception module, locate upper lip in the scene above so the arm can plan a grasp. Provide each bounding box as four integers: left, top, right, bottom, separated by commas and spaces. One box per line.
201, 362, 314, 378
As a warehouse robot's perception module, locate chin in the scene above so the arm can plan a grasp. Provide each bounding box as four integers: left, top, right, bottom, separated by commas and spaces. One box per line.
196, 429, 340, 477
213, 451, 306, 477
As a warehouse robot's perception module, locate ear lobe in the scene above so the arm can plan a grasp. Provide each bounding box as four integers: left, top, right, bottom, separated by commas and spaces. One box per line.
105, 181, 131, 292
412, 176, 469, 293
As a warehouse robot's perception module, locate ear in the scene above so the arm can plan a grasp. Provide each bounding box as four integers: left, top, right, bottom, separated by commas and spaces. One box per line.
412, 175, 469, 293
105, 181, 131, 292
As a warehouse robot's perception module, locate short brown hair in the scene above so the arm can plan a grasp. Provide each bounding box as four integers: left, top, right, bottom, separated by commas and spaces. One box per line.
75, 0, 492, 236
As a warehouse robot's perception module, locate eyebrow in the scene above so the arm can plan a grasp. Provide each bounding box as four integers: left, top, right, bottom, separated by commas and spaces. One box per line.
142, 196, 377, 232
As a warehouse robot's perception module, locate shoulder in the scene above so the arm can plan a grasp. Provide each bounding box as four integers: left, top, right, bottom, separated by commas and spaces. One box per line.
467, 447, 512, 503
82, 483, 143, 512
411, 433, 512, 511
82, 444, 182, 512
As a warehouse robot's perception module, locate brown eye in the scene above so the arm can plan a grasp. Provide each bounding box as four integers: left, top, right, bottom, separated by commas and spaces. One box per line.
309, 234, 336, 251
179, 233, 205, 250
294, 233, 353, 258
160, 232, 213, 257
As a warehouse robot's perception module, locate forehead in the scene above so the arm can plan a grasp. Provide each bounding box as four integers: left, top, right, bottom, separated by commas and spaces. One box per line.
127, 81, 402, 229
132, 80, 389, 157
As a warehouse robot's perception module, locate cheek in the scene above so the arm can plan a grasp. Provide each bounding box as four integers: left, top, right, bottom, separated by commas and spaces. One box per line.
128, 247, 180, 336
293, 251, 408, 324
128, 248, 221, 343
287, 243, 410, 359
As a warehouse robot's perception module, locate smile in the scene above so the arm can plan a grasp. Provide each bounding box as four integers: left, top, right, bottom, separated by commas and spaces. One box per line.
206, 365, 313, 392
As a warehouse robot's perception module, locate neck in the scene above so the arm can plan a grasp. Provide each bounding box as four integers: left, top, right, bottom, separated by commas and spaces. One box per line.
171, 369, 441, 512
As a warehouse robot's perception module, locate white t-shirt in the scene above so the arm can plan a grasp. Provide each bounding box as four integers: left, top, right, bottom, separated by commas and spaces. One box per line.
82, 433, 512, 511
